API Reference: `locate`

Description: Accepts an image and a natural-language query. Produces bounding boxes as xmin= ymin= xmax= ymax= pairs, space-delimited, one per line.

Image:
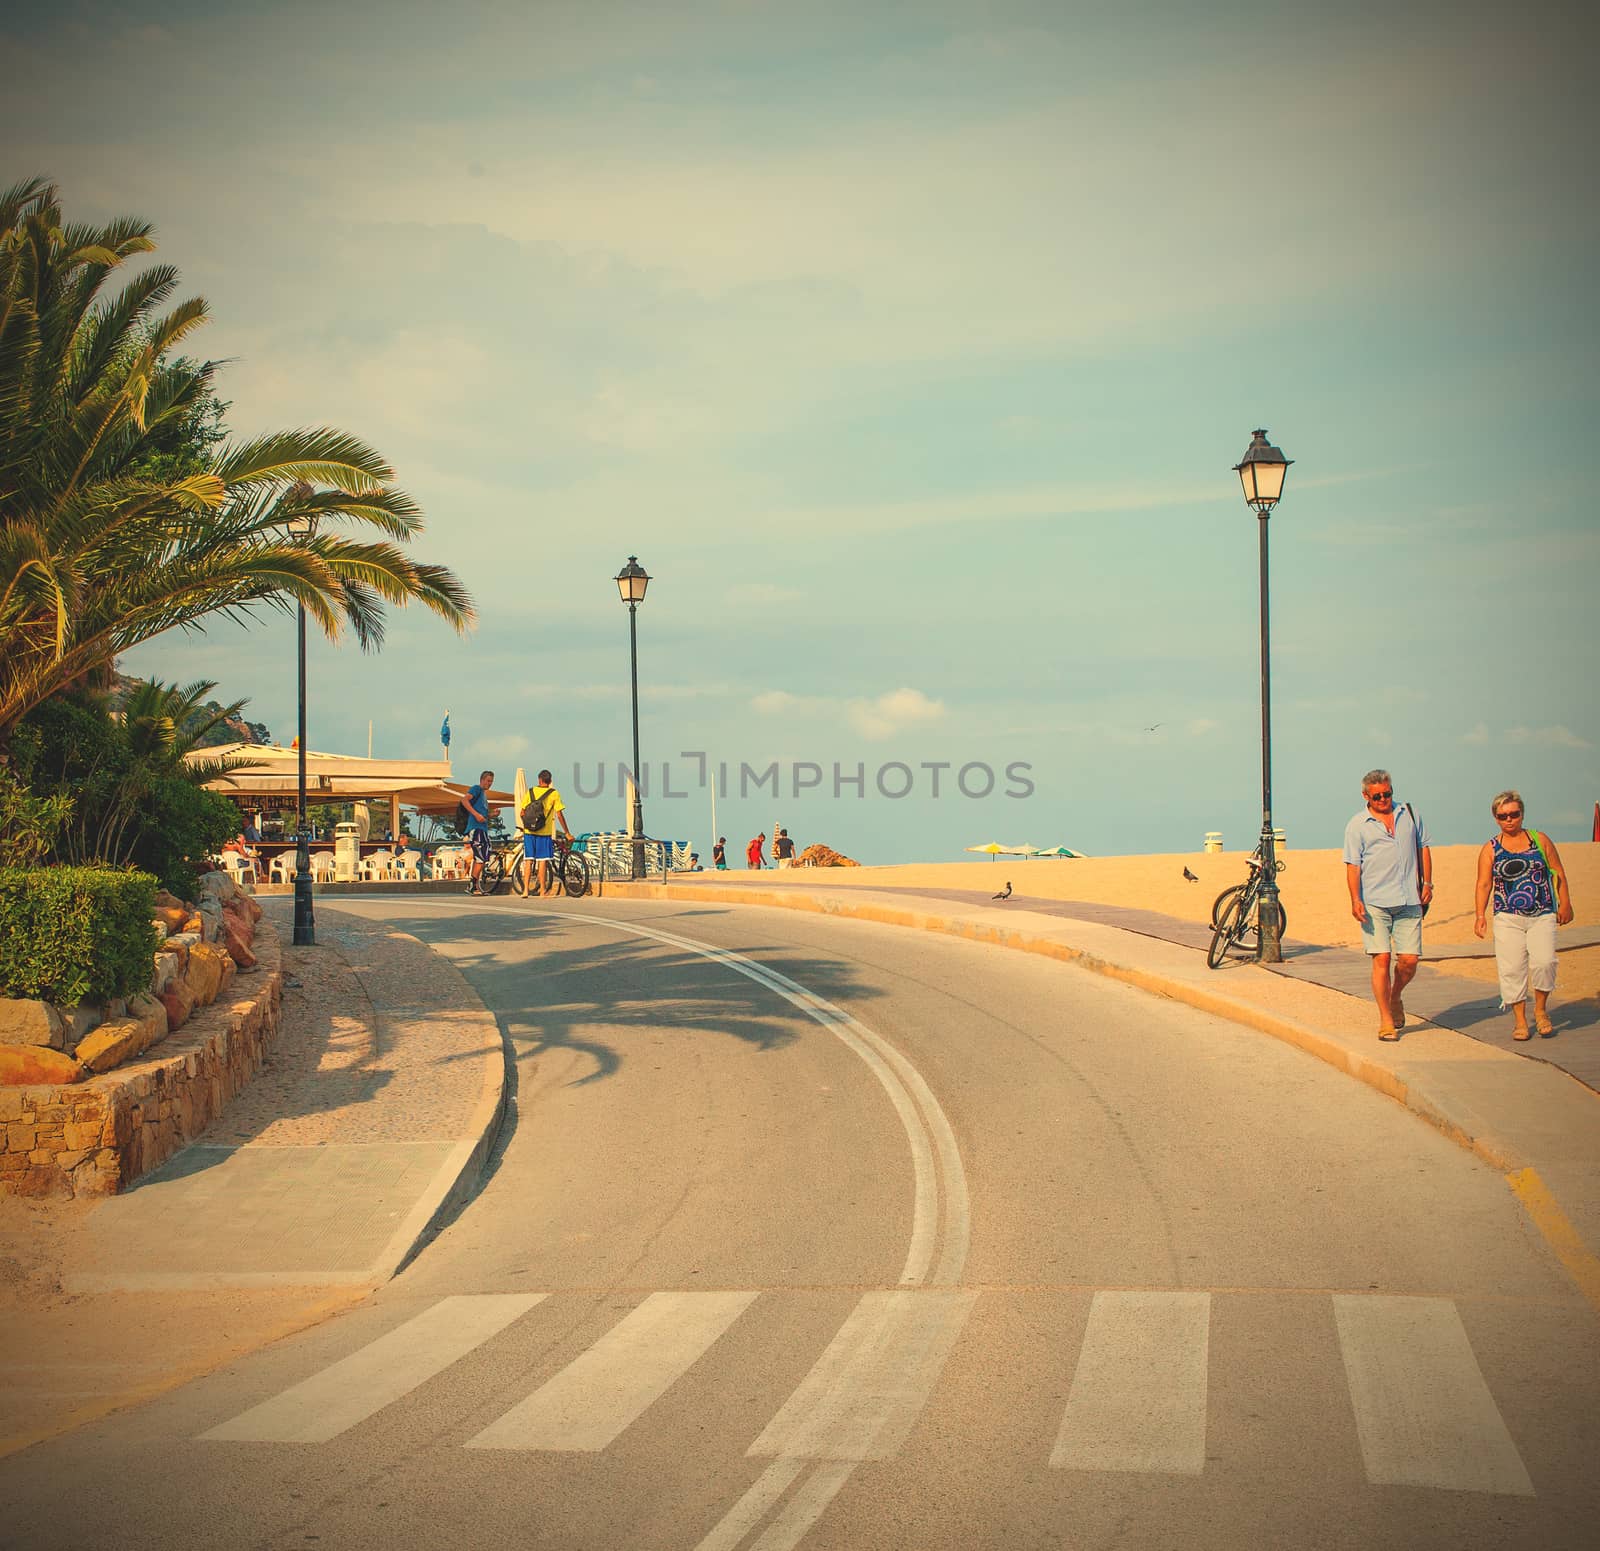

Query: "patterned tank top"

xmin=1491 ymin=833 xmax=1556 ymax=916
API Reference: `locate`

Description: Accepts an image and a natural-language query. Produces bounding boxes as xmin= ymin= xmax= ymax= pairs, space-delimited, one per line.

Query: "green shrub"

xmin=127 ymin=775 xmax=242 ymax=898
xmin=0 ymin=867 xmax=158 ymax=1005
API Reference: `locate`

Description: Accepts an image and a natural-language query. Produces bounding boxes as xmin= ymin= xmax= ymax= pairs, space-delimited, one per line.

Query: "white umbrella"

xmin=1036 ymin=845 xmax=1086 ymax=858
xmin=513 ymin=767 xmax=528 ymax=828
xmin=1004 ymin=844 xmax=1040 ymax=859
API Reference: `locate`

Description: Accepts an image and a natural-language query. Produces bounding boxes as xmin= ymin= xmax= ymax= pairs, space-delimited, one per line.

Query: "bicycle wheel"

xmin=1207 ymin=887 xmax=1250 ymax=969
xmin=560 ymin=851 xmax=591 ymax=899
xmin=510 ymin=847 xmax=529 ymax=896
xmin=481 ymin=850 xmax=507 ymax=895
xmin=1211 ymin=883 xmax=1245 ymax=930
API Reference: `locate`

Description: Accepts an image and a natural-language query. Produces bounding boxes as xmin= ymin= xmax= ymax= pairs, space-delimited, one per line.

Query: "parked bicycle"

xmin=480 ymin=832 xmax=592 ymax=898
xmin=1207 ymin=846 xmax=1287 ymax=969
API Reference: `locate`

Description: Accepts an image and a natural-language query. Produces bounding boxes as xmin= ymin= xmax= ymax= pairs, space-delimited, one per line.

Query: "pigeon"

xmin=1183 ymin=867 xmax=1198 ymax=882
xmin=993 ymin=881 xmax=1012 ymax=900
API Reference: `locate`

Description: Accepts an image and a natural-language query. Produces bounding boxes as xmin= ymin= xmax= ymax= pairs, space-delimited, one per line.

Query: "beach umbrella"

xmin=1004 ymin=844 xmax=1040 ymax=859
xmin=965 ymin=841 xmax=1006 ymax=861
xmin=513 ymin=767 xmax=528 ymax=827
xmin=1036 ymin=845 xmax=1087 ymax=858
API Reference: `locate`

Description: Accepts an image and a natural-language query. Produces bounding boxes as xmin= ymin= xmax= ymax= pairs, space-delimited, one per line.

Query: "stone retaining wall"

xmin=0 ymin=922 xmax=283 ymax=1199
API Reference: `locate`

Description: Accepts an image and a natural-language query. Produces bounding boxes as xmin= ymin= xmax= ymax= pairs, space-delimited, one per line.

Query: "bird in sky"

xmin=993 ymin=881 xmax=1012 ymax=900
xmin=1144 ymin=723 xmax=1164 ymax=732
xmin=1183 ymin=867 xmax=1199 ymax=882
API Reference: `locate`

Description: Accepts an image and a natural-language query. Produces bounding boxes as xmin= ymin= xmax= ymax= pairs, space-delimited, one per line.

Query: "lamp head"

xmin=616 ymin=555 xmax=650 ymax=605
xmin=1233 ymin=428 xmax=1293 ymax=514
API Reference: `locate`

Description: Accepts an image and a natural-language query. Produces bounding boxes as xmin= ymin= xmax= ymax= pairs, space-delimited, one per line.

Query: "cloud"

xmin=1506 ymin=725 xmax=1591 ymax=749
xmin=1186 ymin=718 xmax=1219 ymax=737
xmin=847 ymin=688 xmax=946 ymax=741
xmin=1462 ymin=722 xmax=1490 ymax=745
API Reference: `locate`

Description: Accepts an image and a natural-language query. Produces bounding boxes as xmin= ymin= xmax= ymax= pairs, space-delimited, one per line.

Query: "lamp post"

xmin=615 ymin=556 xmax=651 ymax=880
xmin=288 ymin=510 xmax=320 ymax=946
xmin=1233 ymin=429 xmax=1293 ymax=962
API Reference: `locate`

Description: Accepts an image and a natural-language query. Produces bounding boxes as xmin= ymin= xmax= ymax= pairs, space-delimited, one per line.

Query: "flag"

xmin=290 ymin=735 xmax=299 ymax=750
xmin=440 ymin=711 xmax=451 ymax=749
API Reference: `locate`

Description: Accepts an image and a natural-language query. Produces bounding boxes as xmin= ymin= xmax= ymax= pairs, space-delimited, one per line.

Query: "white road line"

xmin=692 ymin=1460 xmax=808 ymax=1551
xmin=466 ymin=1291 xmax=757 ymax=1453
xmin=1332 ymin=1295 xmax=1534 ymax=1496
xmin=199 ymin=1294 xmax=544 ymax=1444
xmin=748 ymin=1461 xmax=860 ymax=1551
xmin=749 ymin=1290 xmax=979 ymax=1462
xmin=562 ymin=910 xmax=970 ymax=1290
xmin=1050 ymin=1290 xmax=1210 ymax=1475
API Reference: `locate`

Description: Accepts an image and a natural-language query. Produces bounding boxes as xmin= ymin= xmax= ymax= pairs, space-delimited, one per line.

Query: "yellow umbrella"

xmin=965 ymin=841 xmax=1005 ymax=861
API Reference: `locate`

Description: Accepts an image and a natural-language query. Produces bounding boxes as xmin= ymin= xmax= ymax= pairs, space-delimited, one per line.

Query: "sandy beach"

xmin=679 ymin=843 xmax=1600 ymax=1004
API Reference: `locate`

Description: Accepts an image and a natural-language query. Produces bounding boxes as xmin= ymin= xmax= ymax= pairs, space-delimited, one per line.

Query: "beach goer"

xmin=1473 ymin=790 xmax=1574 ymax=1039
xmin=519 ymin=768 xmax=572 ymax=897
xmin=242 ymin=814 xmax=263 ymax=844
xmin=712 ymin=837 xmax=727 ymax=870
xmin=687 ymin=852 xmax=703 ymax=872
xmin=773 ymin=829 xmax=796 ymax=868
xmin=1342 ymin=768 xmax=1433 ymax=1040
xmin=221 ymin=832 xmax=260 ymax=883
xmin=746 ymin=832 xmax=766 ymax=869
xmin=464 ymin=770 xmax=493 ymax=895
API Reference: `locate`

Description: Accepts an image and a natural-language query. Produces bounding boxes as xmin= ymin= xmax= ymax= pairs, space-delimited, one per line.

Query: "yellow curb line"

xmin=1506 ymin=1167 xmax=1600 ymax=1314
xmin=611 ymin=881 xmax=1600 ymax=1312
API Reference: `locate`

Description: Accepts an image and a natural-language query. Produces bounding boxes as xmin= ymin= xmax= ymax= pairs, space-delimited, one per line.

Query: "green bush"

xmin=0 ymin=867 xmax=158 ymax=1005
xmin=127 ymin=775 xmax=242 ymax=899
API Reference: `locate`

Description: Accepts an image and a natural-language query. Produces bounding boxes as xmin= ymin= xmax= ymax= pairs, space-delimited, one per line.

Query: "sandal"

xmin=1513 ymin=1027 xmax=1532 ymax=1042
xmin=1390 ymin=994 xmax=1405 ymax=1028
xmin=1535 ymin=1014 xmax=1554 ymax=1036
xmin=1377 ymin=1026 xmax=1399 ymax=1042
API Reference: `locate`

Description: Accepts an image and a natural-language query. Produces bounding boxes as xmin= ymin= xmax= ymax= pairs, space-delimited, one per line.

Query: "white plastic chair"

xmin=309 ymin=851 xmax=336 ymax=882
xmin=269 ymin=855 xmax=293 ymax=884
xmin=432 ymin=846 xmax=464 ymax=880
xmin=393 ymin=849 xmax=422 ymax=881
xmin=221 ymin=852 xmax=258 ymax=886
xmin=359 ymin=852 xmax=394 ymax=883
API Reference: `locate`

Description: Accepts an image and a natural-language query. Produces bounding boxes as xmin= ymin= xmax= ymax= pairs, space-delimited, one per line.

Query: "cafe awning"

xmin=186 ymin=744 xmax=514 ymax=813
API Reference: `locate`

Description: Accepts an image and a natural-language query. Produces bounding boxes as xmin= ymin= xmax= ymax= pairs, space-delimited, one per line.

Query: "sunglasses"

xmin=1368 ymin=789 xmax=1394 ymax=800
xmin=1495 ymin=809 xmax=1523 ymax=821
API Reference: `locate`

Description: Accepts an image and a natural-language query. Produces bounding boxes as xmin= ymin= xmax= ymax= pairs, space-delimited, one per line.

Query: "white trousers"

xmin=1492 ymin=911 xmax=1557 ymax=1006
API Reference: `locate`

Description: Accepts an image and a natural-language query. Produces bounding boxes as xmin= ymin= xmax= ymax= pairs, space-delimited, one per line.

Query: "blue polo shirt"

xmin=466 ymin=784 xmax=490 ymax=834
xmin=1343 ymin=804 xmax=1432 ymax=907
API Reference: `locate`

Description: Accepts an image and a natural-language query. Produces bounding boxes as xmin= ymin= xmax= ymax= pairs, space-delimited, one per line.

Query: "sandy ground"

xmin=684 ymin=842 xmax=1600 ymax=1002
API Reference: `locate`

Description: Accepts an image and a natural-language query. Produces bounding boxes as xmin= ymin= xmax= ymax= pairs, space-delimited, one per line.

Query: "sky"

xmin=5 ymin=0 xmax=1597 ymax=861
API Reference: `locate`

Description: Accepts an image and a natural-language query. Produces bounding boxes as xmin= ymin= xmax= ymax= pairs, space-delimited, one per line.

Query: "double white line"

xmin=563 ymin=911 xmax=973 ymax=1551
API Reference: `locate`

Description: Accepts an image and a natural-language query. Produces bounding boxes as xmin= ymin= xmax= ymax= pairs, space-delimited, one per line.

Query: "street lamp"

xmin=287 ymin=508 xmax=320 ymax=946
xmin=615 ymin=556 xmax=651 ymax=880
xmin=1233 ymin=429 xmax=1293 ymax=962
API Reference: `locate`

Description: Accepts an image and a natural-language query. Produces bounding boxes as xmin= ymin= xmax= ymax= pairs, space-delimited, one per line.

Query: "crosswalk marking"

xmin=199 ymin=1294 xmax=544 ymax=1444
xmin=749 ymin=1290 xmax=978 ymax=1462
xmin=1050 ymin=1290 xmax=1210 ymax=1475
xmin=1332 ymin=1295 xmax=1534 ymax=1496
xmin=466 ymin=1290 xmax=757 ymax=1452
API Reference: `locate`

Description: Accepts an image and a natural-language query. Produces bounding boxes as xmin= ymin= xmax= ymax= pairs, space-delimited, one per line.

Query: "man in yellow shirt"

xmin=519 ymin=767 xmax=573 ymax=897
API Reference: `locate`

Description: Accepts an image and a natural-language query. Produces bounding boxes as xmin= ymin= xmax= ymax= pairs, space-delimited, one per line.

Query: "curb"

xmin=608 ymin=881 xmax=1600 ymax=1310
xmin=313 ymin=913 xmax=511 ymax=1285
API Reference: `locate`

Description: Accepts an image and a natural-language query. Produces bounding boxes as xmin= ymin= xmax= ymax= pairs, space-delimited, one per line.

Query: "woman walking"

xmin=1473 ymin=789 xmax=1574 ymax=1038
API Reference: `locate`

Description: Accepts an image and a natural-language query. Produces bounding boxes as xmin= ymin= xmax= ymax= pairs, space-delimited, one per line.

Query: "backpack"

xmin=520 ymin=789 xmax=549 ymax=833
xmin=453 ymin=801 xmax=470 ymax=836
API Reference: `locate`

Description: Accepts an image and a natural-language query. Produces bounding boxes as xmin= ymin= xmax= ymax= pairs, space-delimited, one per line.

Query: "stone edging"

xmin=0 ymin=923 xmax=284 ymax=1199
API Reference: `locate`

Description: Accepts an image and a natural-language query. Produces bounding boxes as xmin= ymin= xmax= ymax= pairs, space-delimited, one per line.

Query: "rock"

xmin=151 ymin=951 xmax=182 ymax=996
xmin=154 ymin=905 xmax=189 ymax=936
xmin=181 ymin=913 xmax=204 ymax=936
xmin=152 ymin=920 xmax=168 ymax=943
xmin=64 ymin=1002 xmax=103 ymax=1043
xmin=221 ymin=917 xmax=257 ymax=969
xmin=196 ymin=870 xmax=239 ymax=903
xmin=74 ymin=1019 xmax=145 ymax=1074
xmin=0 ymin=999 xmax=67 ymax=1050
xmin=241 ymin=895 xmax=263 ymax=924
xmin=167 ymin=933 xmax=200 ymax=955
xmin=0 ymin=1045 xmax=88 ymax=1086
xmin=126 ymin=993 xmax=169 ymax=1054
xmin=157 ymin=980 xmax=195 ymax=1033
xmin=184 ymin=943 xmax=227 ymax=1006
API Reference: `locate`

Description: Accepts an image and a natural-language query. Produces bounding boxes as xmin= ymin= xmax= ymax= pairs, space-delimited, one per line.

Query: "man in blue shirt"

xmin=464 ymin=770 xmax=494 ymax=896
xmin=1343 ymin=767 xmax=1434 ymax=1040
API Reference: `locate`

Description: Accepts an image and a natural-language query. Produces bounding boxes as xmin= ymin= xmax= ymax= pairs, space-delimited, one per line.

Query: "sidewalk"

xmin=0 ymin=904 xmax=504 ymax=1454
xmin=608 ymin=876 xmax=1600 ymax=1314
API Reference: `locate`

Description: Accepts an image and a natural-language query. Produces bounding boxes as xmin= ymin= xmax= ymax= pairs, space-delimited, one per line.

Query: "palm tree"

xmin=0 ymin=177 xmax=475 ymax=745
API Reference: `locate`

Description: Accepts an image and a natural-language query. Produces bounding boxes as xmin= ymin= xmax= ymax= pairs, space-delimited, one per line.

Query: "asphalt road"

xmin=2 ymin=895 xmax=1597 ymax=1551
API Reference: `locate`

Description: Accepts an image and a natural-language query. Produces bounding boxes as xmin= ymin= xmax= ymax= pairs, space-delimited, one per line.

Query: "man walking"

xmin=464 ymin=770 xmax=494 ymax=896
xmin=746 ymin=832 xmax=766 ymax=869
xmin=521 ymin=768 xmax=572 ymax=897
xmin=1343 ymin=768 xmax=1434 ymax=1039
